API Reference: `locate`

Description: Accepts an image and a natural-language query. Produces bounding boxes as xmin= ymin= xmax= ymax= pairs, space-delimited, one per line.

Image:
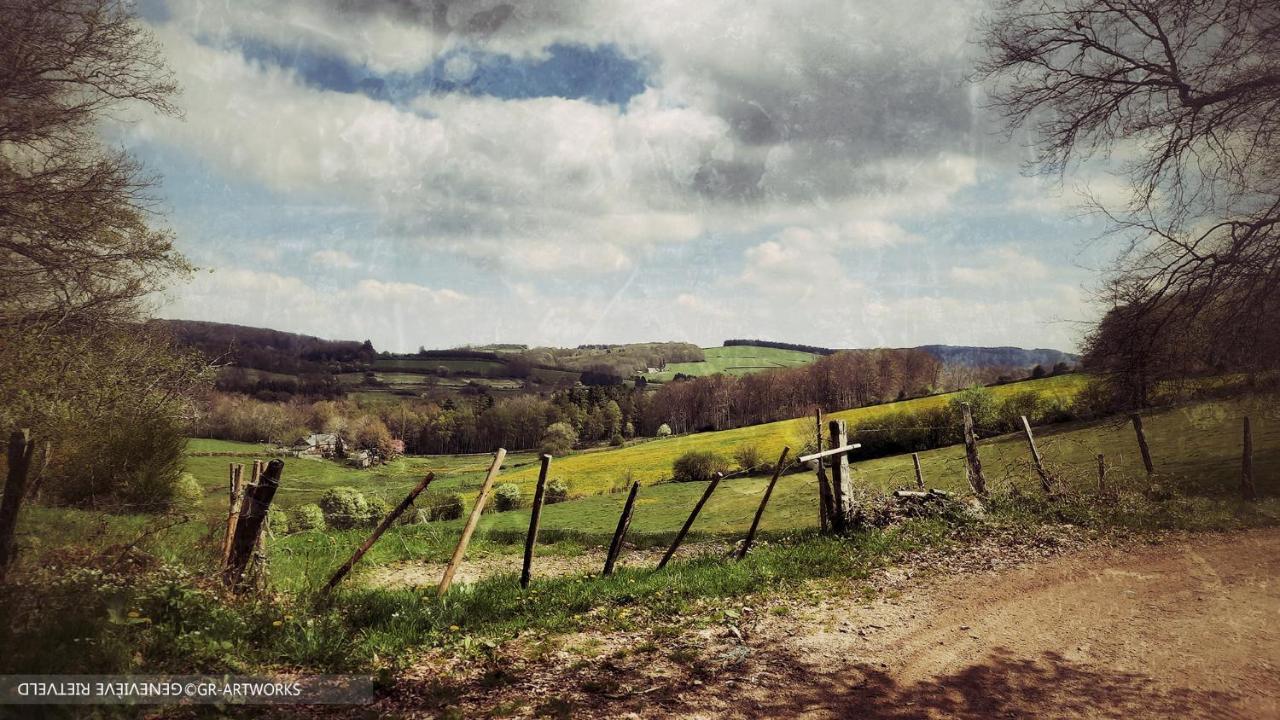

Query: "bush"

xmin=424 ymin=492 xmax=464 ymax=521
xmin=168 ymin=472 xmax=204 ymax=514
xmin=364 ymin=496 xmax=391 ymax=526
xmin=396 ymin=508 xmax=430 ymax=526
xmin=318 ymin=487 xmax=369 ymax=530
xmin=288 ymin=503 xmax=325 ymax=532
xmin=732 ymin=444 xmax=763 ymax=472
xmin=672 ymin=450 xmax=729 ymax=483
xmin=545 ymin=478 xmax=570 ymax=504
xmin=493 ymin=483 xmax=522 ymax=512
xmin=656 ymin=423 xmax=673 ymax=437
xmin=267 ymin=506 xmax=289 ymax=535
xmin=947 ymin=386 xmax=998 ymax=432
xmin=997 ymin=389 xmax=1046 ymax=431
xmin=539 ymin=421 xmax=578 ymax=456
xmin=54 ymin=414 xmax=188 ymax=512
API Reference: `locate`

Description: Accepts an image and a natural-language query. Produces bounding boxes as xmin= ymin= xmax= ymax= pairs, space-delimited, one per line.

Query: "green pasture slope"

xmin=644 ymin=345 xmax=819 ymax=383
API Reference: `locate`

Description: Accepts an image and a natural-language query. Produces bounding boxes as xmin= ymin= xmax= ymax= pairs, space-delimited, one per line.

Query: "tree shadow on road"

xmin=727 ymin=648 xmax=1243 ymax=720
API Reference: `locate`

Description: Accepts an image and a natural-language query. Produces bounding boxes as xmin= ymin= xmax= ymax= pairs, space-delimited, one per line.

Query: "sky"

xmin=126 ymin=0 xmax=1122 ymax=354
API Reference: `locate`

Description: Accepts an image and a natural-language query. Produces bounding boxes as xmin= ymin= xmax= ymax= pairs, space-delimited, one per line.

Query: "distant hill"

xmin=149 ymin=319 xmax=375 ymax=374
xmin=914 ymin=345 xmax=1079 ymax=369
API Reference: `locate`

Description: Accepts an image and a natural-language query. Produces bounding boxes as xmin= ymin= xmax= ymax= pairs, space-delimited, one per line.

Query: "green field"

xmin=494 ymin=374 xmax=1088 ymax=495
xmin=373 ymin=357 xmax=507 ymax=375
xmin=644 ymin=345 xmax=819 ymax=382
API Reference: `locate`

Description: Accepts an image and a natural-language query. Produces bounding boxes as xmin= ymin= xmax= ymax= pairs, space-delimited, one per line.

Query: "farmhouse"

xmin=292 ymin=433 xmax=341 ymax=458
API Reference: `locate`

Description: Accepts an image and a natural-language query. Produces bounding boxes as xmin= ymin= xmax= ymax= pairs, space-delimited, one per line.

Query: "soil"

xmin=382 ymin=527 xmax=1280 ymax=719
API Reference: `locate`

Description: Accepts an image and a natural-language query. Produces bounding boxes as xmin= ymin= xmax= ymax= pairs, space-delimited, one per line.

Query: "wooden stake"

xmin=438 ymin=449 xmax=506 ymax=597
xmin=603 ymin=481 xmax=641 ymax=576
xmin=1020 ymin=415 xmax=1054 ymax=494
xmin=320 ymin=473 xmax=436 ymax=596
xmin=223 ymin=459 xmax=284 ymax=592
xmin=1097 ymin=454 xmax=1106 ymax=495
xmin=0 ymin=429 xmax=35 ymax=583
xmin=961 ymin=404 xmax=988 ymax=497
xmin=737 ymin=447 xmax=791 ymax=560
xmin=828 ymin=420 xmax=853 ymax=532
xmin=657 ymin=472 xmax=724 ymax=570
xmin=1130 ymin=414 xmax=1154 ymax=476
xmin=521 ymin=455 xmax=551 ymax=588
xmin=221 ymin=463 xmax=244 ymax=567
xmin=912 ymin=453 xmax=924 ymax=490
xmin=814 ymin=409 xmax=830 ymax=532
xmin=1242 ymin=417 xmax=1256 ymax=501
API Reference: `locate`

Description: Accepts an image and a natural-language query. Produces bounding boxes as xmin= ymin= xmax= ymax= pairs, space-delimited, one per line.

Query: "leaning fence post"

xmin=1097 ymin=453 xmax=1106 ymax=495
xmin=1020 ymin=415 xmax=1054 ymax=494
xmin=0 ymin=429 xmax=35 ymax=584
xmin=438 ymin=449 xmax=506 ymax=597
xmin=1242 ymin=417 xmax=1256 ymax=501
xmin=658 ymin=472 xmax=724 ymax=570
xmin=521 ymin=455 xmax=552 ymax=588
xmin=814 ymin=410 xmax=829 ymax=532
xmin=320 ymin=473 xmax=436 ymax=596
xmin=912 ymin=453 xmax=924 ymax=490
xmin=221 ymin=463 xmax=244 ymax=567
xmin=961 ymin=404 xmax=988 ymax=497
xmin=828 ymin=420 xmax=853 ymax=532
xmin=603 ymin=481 xmax=641 ymax=576
xmin=737 ymin=447 xmax=791 ymax=560
xmin=223 ymin=459 xmax=284 ymax=592
xmin=1130 ymin=414 xmax=1154 ymax=476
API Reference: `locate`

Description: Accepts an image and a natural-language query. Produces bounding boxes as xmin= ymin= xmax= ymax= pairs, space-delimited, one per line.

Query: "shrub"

xmin=288 ymin=503 xmax=325 ymax=532
xmin=540 ymin=422 xmax=578 ymax=456
xmin=318 ymin=487 xmax=369 ymax=530
xmin=54 ymin=414 xmax=188 ymax=512
xmin=947 ymin=386 xmax=998 ymax=432
xmin=997 ymin=390 xmax=1046 ymax=431
xmin=364 ymin=496 xmax=391 ymax=526
xmin=672 ymin=450 xmax=729 ymax=483
xmin=656 ymin=423 xmax=673 ymax=437
xmin=168 ymin=473 xmax=204 ymax=515
xmin=493 ymin=483 xmax=522 ymax=512
xmin=732 ymin=444 xmax=763 ymax=472
xmin=545 ymin=478 xmax=570 ymax=504
xmin=425 ymin=492 xmax=464 ymax=521
xmin=267 ymin=506 xmax=289 ymax=535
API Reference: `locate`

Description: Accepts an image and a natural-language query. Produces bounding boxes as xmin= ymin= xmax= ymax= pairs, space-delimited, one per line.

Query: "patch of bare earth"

xmin=382 ymin=528 xmax=1280 ymax=719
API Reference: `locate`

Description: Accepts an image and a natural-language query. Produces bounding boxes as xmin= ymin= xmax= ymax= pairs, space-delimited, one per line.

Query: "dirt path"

xmin=391 ymin=528 xmax=1280 ymax=718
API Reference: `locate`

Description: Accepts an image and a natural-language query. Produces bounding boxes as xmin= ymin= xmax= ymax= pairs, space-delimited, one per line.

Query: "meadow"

xmin=167 ymin=376 xmax=1277 ymax=595
xmin=644 ymin=345 xmax=819 ymax=383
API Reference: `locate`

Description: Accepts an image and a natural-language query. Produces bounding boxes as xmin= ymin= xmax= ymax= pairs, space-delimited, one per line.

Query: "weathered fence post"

xmin=1242 ymin=417 xmax=1256 ymax=501
xmin=658 ymin=472 xmax=724 ymax=570
xmin=603 ymin=481 xmax=641 ymax=576
xmin=221 ymin=463 xmax=244 ymax=566
xmin=1130 ymin=414 xmax=1154 ymax=476
xmin=814 ymin=410 xmax=829 ymax=531
xmin=320 ymin=473 xmax=436 ymax=596
xmin=0 ymin=429 xmax=35 ymax=583
xmin=521 ymin=455 xmax=552 ymax=588
xmin=961 ymin=404 xmax=988 ymax=497
xmin=912 ymin=453 xmax=924 ymax=490
xmin=1020 ymin=415 xmax=1054 ymax=494
xmin=828 ymin=420 xmax=854 ymax=532
xmin=438 ymin=448 xmax=506 ymax=597
xmin=223 ymin=459 xmax=284 ymax=591
xmin=1097 ymin=454 xmax=1106 ymax=495
xmin=737 ymin=447 xmax=790 ymax=560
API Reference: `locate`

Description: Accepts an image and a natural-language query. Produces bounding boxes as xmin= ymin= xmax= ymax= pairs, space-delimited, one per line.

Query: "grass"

xmin=644 ymin=345 xmax=819 ymax=383
xmin=373 ymin=357 xmax=507 ymax=374
xmin=5 ymin=389 xmax=1278 ymax=679
xmin=499 ymin=374 xmax=1089 ymax=496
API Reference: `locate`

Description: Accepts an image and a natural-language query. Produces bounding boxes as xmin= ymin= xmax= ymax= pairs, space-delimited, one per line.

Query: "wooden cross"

xmin=797 ymin=443 xmax=861 ymax=464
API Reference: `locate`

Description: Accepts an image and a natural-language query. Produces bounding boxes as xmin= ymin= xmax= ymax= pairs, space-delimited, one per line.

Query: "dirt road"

xmin=395 ymin=529 xmax=1279 ymax=718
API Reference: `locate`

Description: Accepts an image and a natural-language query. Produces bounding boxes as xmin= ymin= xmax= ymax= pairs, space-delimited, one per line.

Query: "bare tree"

xmin=1 ymin=0 xmax=187 ymax=330
xmin=976 ymin=0 xmax=1280 ymax=398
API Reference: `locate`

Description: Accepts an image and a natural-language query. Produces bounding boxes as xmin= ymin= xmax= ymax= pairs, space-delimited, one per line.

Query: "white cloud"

xmin=310 ymin=249 xmax=359 ymax=269
xmin=949 ymin=246 xmax=1050 ymax=286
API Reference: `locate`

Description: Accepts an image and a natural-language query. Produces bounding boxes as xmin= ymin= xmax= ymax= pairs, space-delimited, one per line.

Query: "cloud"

xmin=949 ymin=246 xmax=1050 ymax=286
xmin=310 ymin=249 xmax=360 ymax=269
